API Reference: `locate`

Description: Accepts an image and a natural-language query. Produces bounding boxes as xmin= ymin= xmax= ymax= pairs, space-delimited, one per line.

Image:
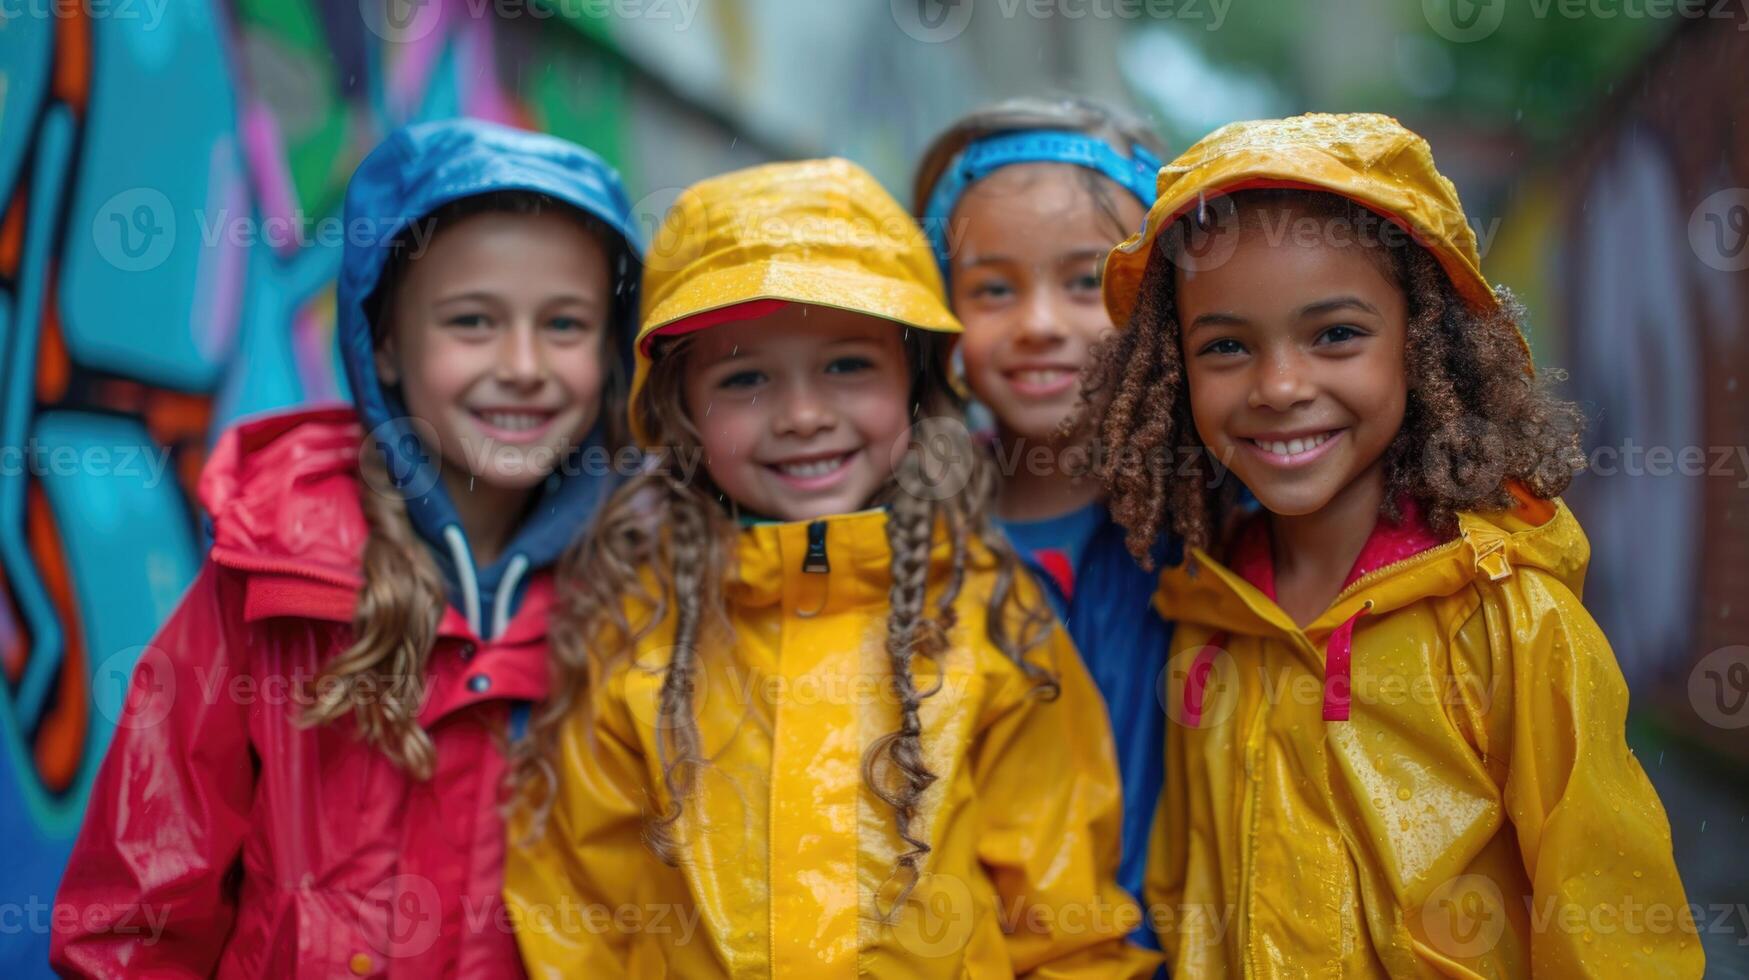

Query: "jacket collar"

xmin=725 ymin=508 xmax=975 ymax=614
xmin=1156 ymin=489 xmax=1582 ymax=644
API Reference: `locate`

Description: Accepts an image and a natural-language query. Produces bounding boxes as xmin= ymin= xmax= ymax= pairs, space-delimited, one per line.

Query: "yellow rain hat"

xmin=630 ymin=157 xmax=961 ymax=442
xmin=1103 ymin=113 xmax=1513 ymax=342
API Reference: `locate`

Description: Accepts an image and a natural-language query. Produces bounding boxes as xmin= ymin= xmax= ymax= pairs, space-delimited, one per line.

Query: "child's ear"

xmin=373 ymin=339 xmax=401 ymax=387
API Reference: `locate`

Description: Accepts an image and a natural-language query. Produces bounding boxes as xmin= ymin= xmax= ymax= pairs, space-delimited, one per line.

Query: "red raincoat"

xmin=51 ymin=407 xmax=549 ymax=978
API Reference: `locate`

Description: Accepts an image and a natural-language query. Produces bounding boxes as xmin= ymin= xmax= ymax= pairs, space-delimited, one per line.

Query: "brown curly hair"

xmin=1082 ymin=189 xmax=1587 ymax=564
xmin=514 ymin=327 xmax=1055 ymax=914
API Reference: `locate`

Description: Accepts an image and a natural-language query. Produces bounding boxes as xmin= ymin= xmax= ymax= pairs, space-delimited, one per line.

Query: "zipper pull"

xmin=803 ymin=520 xmax=830 ymax=574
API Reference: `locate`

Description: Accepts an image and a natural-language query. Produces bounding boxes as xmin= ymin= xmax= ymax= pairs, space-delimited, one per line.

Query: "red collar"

xmin=1228 ymin=497 xmax=1450 ymax=603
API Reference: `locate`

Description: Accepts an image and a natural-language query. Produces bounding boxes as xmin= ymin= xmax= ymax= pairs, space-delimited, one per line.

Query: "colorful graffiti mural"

xmin=0 ymin=1 xmax=652 ymax=970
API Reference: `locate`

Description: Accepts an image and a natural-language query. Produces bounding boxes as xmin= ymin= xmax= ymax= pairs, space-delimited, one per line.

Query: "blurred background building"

xmin=1 ymin=0 xmax=1744 ymax=973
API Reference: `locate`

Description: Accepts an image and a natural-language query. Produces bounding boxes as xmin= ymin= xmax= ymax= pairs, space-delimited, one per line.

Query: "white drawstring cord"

xmin=442 ymin=525 xmax=482 ymax=637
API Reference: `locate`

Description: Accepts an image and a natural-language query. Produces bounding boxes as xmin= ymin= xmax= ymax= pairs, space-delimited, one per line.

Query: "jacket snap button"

xmin=348 ymin=952 xmax=373 ymax=975
xmin=459 ymin=641 xmax=477 ymax=660
xmin=467 ymin=674 xmax=491 ymax=693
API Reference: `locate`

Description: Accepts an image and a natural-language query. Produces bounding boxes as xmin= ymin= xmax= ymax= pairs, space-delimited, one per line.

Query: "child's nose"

xmin=1250 ymin=350 xmax=1316 ymax=411
xmin=1016 ymin=290 xmax=1068 ymax=345
xmin=775 ymin=382 xmax=836 ymax=437
xmin=496 ymin=322 xmax=545 ymax=386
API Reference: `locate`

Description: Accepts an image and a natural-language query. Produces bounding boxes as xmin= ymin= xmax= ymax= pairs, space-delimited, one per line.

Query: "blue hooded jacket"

xmin=1004 ymin=507 xmax=1178 ymax=952
xmin=337 ymin=119 xmax=643 ymax=643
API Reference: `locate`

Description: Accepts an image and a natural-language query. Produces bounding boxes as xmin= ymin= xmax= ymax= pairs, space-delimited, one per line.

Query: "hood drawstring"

xmin=441 ymin=523 xmax=530 ymax=643
xmin=1183 ymin=632 xmax=1230 ymax=729
xmin=492 ymin=554 xmax=529 ymax=641
xmin=442 ymin=525 xmax=482 ymax=637
xmin=1322 ymin=601 xmax=1373 ymax=722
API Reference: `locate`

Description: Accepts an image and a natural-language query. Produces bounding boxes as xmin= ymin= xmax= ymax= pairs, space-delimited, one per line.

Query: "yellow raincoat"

xmin=506 ymin=158 xmax=1158 ymax=978
xmin=1147 ymin=495 xmax=1701 ymax=978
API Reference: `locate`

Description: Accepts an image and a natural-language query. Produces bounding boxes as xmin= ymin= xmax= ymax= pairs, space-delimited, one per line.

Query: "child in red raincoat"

xmin=50 ymin=119 xmax=644 ymax=978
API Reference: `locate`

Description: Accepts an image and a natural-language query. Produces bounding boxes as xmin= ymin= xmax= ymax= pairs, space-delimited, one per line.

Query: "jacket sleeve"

xmin=973 ymin=626 xmax=1164 ymax=979
xmin=51 ymin=562 xmax=256 ymax=978
xmin=1496 ymin=567 xmax=1704 ymax=978
xmin=504 ymin=665 xmax=669 ymax=977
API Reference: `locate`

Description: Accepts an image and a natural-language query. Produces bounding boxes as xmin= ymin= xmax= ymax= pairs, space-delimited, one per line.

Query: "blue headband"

xmin=922 ymin=128 xmax=1162 ymax=277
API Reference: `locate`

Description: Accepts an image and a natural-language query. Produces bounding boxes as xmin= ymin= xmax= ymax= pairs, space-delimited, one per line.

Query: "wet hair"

xmin=302 ymin=190 xmax=632 ymax=778
xmin=1081 ymin=188 xmax=1587 ymax=563
xmin=516 ymin=326 xmax=1055 ymax=913
xmin=911 ymin=95 xmax=1166 ymax=252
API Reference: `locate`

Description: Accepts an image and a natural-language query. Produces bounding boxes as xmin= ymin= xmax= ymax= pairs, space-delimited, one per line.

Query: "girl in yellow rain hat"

xmin=505 ymin=157 xmax=1161 ymax=977
xmin=1084 ymin=113 xmax=1701 ymax=977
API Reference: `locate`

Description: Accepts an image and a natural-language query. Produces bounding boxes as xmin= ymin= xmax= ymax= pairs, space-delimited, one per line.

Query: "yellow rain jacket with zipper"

xmin=1147 ymin=495 xmax=1700 ymax=978
xmin=505 ymin=158 xmax=1158 ymax=978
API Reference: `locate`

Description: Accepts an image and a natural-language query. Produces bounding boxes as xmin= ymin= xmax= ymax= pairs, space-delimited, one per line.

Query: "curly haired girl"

xmin=1084 ymin=113 xmax=1700 ymax=977
xmin=506 ymin=158 xmax=1158 ymax=977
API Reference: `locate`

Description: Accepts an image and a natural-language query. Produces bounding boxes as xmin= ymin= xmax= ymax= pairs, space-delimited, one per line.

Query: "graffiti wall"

xmin=1554 ymin=11 xmax=1749 ymax=763
xmin=0 ymin=2 xmax=666 ymax=970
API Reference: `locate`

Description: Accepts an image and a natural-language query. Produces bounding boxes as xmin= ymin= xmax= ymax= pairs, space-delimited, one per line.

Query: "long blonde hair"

xmin=517 ymin=329 xmax=1054 ymax=908
xmin=302 ymin=191 xmax=629 ymax=778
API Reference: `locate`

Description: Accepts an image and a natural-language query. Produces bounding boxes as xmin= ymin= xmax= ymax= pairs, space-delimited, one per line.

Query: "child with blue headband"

xmin=912 ymin=97 xmax=1174 ymax=934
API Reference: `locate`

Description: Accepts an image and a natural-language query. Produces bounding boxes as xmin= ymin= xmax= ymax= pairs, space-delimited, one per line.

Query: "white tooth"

xmin=1270 ymin=441 xmax=1289 ymax=455
xmin=1287 ymin=439 xmax=1306 ymax=455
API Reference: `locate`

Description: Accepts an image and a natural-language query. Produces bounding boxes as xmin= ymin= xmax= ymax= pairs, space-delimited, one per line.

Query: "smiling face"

xmin=376 ymin=208 xmax=613 ymax=494
xmin=1175 ymin=204 xmax=1409 ymax=520
xmin=679 ymin=305 xmax=913 ymax=522
xmin=949 ymin=163 xmax=1145 ymax=443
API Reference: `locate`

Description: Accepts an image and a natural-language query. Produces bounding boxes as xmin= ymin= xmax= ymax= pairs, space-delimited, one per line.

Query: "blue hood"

xmin=337 ymin=118 xmax=644 ymax=638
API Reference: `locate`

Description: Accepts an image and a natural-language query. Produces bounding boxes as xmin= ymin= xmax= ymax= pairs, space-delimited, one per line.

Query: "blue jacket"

xmin=337 ymin=118 xmax=643 ymax=642
xmin=1011 ymin=508 xmax=1177 ymax=920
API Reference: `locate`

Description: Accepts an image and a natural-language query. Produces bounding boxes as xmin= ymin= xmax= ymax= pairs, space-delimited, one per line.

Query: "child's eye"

xmin=1198 ymin=338 xmax=1247 ymax=357
xmin=1067 ymin=272 xmax=1101 ymax=294
xmin=825 ymin=356 xmax=874 ymax=375
xmin=547 ymin=316 xmax=592 ymax=333
xmin=445 ymin=313 xmax=492 ymax=330
xmin=1317 ymin=324 xmax=1366 ymax=345
xmin=717 ymin=369 xmax=765 ymax=390
xmin=969 ymin=280 xmax=1014 ymax=301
